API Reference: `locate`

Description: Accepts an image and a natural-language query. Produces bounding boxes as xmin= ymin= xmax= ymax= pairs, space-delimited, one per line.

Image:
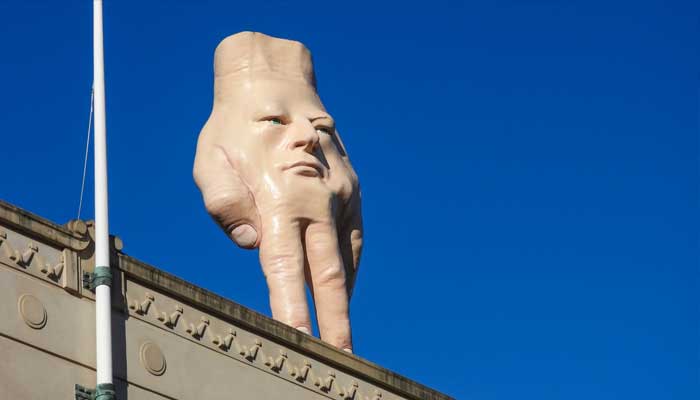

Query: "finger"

xmin=259 ymin=216 xmax=312 ymax=334
xmin=193 ymin=143 xmax=261 ymax=248
xmin=305 ymin=221 xmax=352 ymax=352
xmin=339 ymin=204 xmax=363 ymax=298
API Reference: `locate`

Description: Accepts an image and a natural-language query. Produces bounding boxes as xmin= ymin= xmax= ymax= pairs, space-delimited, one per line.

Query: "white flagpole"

xmin=92 ymin=0 xmax=115 ymax=398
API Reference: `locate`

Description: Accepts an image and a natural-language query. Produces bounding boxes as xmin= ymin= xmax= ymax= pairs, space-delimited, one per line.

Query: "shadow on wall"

xmin=112 ymin=270 xmax=129 ymax=400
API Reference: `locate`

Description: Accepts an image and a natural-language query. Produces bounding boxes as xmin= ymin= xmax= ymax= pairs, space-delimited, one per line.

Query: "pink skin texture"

xmin=193 ymin=32 xmax=362 ymax=352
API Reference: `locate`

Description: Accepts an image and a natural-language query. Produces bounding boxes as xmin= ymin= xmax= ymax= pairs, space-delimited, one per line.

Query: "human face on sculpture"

xmin=194 ymin=32 xmax=362 ymax=353
xmin=218 ymin=79 xmax=344 ymax=209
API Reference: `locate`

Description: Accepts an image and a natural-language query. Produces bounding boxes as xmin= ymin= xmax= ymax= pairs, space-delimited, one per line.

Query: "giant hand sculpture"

xmin=193 ymin=32 xmax=362 ymax=352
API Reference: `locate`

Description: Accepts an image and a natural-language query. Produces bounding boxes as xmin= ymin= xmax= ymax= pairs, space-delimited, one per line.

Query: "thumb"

xmin=193 ymin=144 xmax=261 ymax=248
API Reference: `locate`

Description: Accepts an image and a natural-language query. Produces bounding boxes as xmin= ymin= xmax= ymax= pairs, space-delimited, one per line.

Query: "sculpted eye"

xmin=268 ymin=117 xmax=283 ymax=125
xmin=310 ymin=115 xmax=335 ymax=135
xmin=315 ymin=126 xmax=333 ymax=135
xmin=260 ymin=116 xmax=286 ymax=126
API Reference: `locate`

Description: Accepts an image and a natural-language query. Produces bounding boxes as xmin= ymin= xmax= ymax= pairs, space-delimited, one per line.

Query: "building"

xmin=0 ymin=200 xmax=452 ymax=399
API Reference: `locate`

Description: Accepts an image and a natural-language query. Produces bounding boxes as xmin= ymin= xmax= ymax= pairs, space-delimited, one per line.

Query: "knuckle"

xmin=314 ymin=263 xmax=346 ymax=288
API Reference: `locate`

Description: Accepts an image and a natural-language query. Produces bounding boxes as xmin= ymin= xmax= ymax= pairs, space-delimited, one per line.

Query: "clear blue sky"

xmin=0 ymin=1 xmax=697 ymax=398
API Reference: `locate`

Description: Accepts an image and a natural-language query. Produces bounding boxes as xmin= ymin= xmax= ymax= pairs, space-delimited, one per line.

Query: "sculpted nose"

xmin=289 ymin=121 xmax=320 ymax=153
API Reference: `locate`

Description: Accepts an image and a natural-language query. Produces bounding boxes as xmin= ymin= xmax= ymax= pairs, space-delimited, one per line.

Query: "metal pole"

xmin=93 ymin=0 xmax=115 ymax=398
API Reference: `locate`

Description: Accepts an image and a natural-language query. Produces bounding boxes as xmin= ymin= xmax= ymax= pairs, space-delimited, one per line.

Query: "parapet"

xmin=0 ymin=200 xmax=452 ymax=400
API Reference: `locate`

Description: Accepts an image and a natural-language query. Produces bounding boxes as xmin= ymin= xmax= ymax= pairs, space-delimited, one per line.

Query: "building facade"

xmin=0 ymin=200 xmax=451 ymax=400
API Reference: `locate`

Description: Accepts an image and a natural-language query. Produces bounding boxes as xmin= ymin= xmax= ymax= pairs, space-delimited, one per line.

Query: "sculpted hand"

xmin=193 ymin=32 xmax=362 ymax=352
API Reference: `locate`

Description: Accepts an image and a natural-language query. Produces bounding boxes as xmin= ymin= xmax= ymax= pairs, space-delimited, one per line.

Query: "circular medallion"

xmin=139 ymin=341 xmax=166 ymax=376
xmin=18 ymin=294 xmax=47 ymax=329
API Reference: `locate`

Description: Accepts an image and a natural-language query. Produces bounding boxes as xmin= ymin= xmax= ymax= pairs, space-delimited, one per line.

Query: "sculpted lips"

xmin=284 ymin=160 xmax=324 ymax=177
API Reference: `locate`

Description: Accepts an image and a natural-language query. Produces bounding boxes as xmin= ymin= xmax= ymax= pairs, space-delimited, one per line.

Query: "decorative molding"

xmin=129 ymin=292 xmax=154 ymax=315
xmin=289 ymin=359 xmax=312 ymax=383
xmin=2 ymin=221 xmax=408 ymax=400
xmin=338 ymin=381 xmax=360 ymax=400
xmin=315 ymin=370 xmax=336 ymax=393
xmin=0 ymin=227 xmax=76 ymax=292
xmin=186 ymin=316 xmax=210 ymax=339
xmin=264 ymin=349 xmax=287 ymax=373
xmin=212 ymin=328 xmax=235 ymax=351
xmin=157 ymin=304 xmax=183 ymax=329
xmin=0 ymin=231 xmax=14 ymax=260
xmin=139 ymin=341 xmax=167 ymax=376
xmin=40 ymin=257 xmax=64 ymax=280
xmin=369 ymin=390 xmax=384 ymax=400
xmin=14 ymin=241 xmax=37 ymax=267
xmin=236 ymin=337 xmax=262 ymax=361
xmin=18 ymin=293 xmax=47 ymax=330
xmin=122 ymin=281 xmax=405 ymax=400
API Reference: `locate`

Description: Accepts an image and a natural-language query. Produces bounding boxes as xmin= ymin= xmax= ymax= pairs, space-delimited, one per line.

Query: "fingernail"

xmin=342 ymin=348 xmax=353 ymax=354
xmin=231 ymin=224 xmax=257 ymax=248
xmin=296 ymin=326 xmax=311 ymax=335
